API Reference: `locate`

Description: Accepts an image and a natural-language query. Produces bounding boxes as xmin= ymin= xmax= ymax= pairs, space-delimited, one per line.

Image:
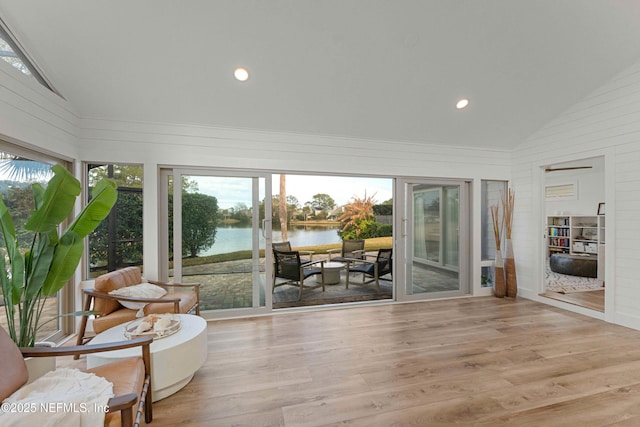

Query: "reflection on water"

xmin=198 ymin=224 xmax=341 ymax=256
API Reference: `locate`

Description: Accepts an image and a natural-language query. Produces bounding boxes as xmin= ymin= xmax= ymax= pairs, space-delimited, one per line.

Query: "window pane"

xmin=0 ymin=152 xmax=61 ymax=341
xmin=0 ymin=36 xmax=30 ymax=75
xmin=87 ymin=164 xmax=143 ymax=278
xmin=481 ymin=180 xmax=508 ymax=261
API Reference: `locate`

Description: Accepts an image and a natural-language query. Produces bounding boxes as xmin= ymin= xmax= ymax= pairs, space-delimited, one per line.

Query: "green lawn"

xmin=181 ymin=236 xmax=393 ymax=267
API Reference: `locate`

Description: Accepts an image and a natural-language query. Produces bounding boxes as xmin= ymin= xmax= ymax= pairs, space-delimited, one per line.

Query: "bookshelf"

xmin=547 ymin=215 xmax=605 ymax=256
xmin=547 ymin=216 xmax=570 ymax=253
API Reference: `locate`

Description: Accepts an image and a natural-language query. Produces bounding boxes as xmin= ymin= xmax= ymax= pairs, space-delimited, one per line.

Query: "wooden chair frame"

xmin=344 ymin=248 xmax=393 ymax=292
xmin=18 ymin=337 xmax=153 ymax=427
xmin=273 ymin=249 xmax=326 ymax=300
xmin=327 ymin=239 xmax=366 ymax=262
xmin=76 ymin=279 xmax=200 ymax=352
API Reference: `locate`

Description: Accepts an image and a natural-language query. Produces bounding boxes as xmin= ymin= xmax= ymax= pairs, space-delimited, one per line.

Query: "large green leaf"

xmin=24 ymin=164 xmax=80 ymax=234
xmin=25 ymin=235 xmax=55 ymax=300
xmin=32 ymin=182 xmax=45 ymax=210
xmin=0 ymin=197 xmax=24 ymax=300
xmin=66 ymin=178 xmax=117 ymax=238
xmin=0 ymin=254 xmax=15 ymax=332
xmin=31 ymin=183 xmax=59 ymax=246
xmin=41 ymin=231 xmax=84 ymax=296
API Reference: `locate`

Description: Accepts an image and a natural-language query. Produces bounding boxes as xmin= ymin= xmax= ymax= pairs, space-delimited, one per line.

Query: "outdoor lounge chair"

xmin=272 ymin=241 xmax=313 ymax=264
xmin=272 ymin=249 xmax=325 ymax=300
xmin=327 ymin=239 xmax=365 ymax=263
xmin=346 ymin=248 xmax=393 ymax=292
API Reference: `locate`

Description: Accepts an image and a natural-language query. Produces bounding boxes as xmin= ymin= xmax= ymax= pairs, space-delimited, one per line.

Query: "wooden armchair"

xmin=327 ymin=239 xmax=366 ymax=262
xmin=273 ymin=249 xmax=325 ymax=300
xmin=0 ymin=326 xmax=152 ymax=427
xmin=76 ymin=267 xmax=200 ymax=352
xmin=345 ymin=248 xmax=393 ymax=292
xmin=272 ymin=241 xmax=314 ymax=264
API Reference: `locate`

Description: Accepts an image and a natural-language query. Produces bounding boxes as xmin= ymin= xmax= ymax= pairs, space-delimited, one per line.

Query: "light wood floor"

xmin=146 ymin=297 xmax=640 ymax=426
xmin=541 ymin=290 xmax=605 ymax=312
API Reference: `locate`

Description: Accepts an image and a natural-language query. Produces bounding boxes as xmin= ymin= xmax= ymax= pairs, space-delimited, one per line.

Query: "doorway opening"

xmin=541 ymin=157 xmax=605 ymax=312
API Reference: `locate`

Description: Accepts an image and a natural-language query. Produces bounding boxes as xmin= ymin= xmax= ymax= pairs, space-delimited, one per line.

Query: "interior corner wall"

xmin=0 ymin=62 xmax=80 ymax=159
xmin=512 ymin=58 xmax=640 ymax=329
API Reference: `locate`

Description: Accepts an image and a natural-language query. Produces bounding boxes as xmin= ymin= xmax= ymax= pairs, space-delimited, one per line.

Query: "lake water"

xmin=198 ymin=225 xmax=342 ymax=256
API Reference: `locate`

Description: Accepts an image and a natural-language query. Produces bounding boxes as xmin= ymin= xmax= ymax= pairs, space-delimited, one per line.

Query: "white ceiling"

xmin=2 ymin=1 xmax=640 ymax=150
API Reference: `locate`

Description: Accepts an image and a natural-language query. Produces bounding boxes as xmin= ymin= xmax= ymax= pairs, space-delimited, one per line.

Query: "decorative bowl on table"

xmin=124 ymin=313 xmax=181 ymax=339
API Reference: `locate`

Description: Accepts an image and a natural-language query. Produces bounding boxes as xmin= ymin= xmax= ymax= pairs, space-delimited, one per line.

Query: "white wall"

xmin=0 ymin=61 xmax=79 ymax=159
xmin=544 ymin=157 xmax=604 ymax=217
xmin=513 ymin=58 xmax=640 ymax=328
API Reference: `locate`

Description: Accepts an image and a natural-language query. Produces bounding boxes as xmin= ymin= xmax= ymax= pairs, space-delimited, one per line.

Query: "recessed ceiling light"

xmin=456 ymin=98 xmax=469 ymax=109
xmin=234 ymin=67 xmax=249 ymax=82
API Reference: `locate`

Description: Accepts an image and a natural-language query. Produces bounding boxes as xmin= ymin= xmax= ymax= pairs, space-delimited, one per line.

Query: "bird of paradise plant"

xmin=0 ymin=164 xmax=117 ymax=346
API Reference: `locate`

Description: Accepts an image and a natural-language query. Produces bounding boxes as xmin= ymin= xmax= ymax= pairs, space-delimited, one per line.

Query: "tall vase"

xmin=505 ymin=238 xmax=517 ymax=298
xmin=494 ymin=251 xmax=506 ymax=298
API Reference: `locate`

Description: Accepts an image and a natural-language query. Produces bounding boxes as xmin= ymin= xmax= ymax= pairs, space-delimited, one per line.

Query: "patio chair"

xmin=327 ymin=239 xmax=365 ymax=263
xmin=1 ymin=326 xmax=153 ymax=427
xmin=346 ymin=248 xmax=393 ymax=292
xmin=272 ymin=249 xmax=325 ymax=300
xmin=272 ymin=241 xmax=314 ymax=264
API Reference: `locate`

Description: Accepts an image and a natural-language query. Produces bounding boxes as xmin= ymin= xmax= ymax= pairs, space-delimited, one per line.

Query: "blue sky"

xmin=192 ymin=174 xmax=393 ymax=209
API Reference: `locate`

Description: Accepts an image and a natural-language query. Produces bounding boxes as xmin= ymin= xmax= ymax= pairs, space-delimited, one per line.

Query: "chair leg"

xmin=120 ymin=406 xmax=134 ymax=427
xmin=194 ymin=286 xmax=201 ymax=315
xmin=144 ymin=377 xmax=153 ymax=423
xmin=74 ymin=294 xmax=93 ymax=359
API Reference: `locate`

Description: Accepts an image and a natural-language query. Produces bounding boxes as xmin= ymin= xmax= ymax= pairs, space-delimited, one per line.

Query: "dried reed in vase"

xmin=503 ymin=188 xmax=517 ymax=298
xmin=491 ymin=204 xmax=506 ymax=298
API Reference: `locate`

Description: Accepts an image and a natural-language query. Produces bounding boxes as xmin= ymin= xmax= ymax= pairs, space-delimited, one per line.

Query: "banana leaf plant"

xmin=0 ymin=164 xmax=117 ymax=346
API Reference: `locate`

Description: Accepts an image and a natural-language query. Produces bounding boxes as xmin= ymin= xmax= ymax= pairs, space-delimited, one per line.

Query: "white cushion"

xmin=109 ymin=282 xmax=167 ymax=312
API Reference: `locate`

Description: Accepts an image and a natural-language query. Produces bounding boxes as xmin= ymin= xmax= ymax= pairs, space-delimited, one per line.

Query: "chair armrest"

xmin=106 ymin=393 xmax=139 ymax=412
xmin=306 ymin=260 xmax=325 ymax=267
xmin=343 ymin=257 xmax=375 ymax=271
xmin=341 ymin=257 xmax=374 ymax=264
xmin=326 ymin=248 xmax=340 ymax=254
xmin=20 ymin=336 xmax=153 ymax=358
xmin=82 ymin=288 xmax=181 ymax=305
xmin=147 ymin=280 xmax=201 ymax=290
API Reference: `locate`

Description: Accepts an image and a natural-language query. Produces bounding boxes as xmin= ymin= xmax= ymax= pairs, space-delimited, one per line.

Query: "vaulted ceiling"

xmin=2 ymin=1 xmax=640 ymax=149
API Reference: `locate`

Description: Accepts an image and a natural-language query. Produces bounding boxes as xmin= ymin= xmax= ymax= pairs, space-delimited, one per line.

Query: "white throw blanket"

xmin=0 ymin=368 xmax=113 ymax=426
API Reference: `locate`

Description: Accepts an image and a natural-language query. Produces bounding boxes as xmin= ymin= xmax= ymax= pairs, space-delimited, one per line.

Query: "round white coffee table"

xmin=86 ymin=314 xmax=207 ymax=401
xmin=317 ymin=261 xmax=345 ymax=285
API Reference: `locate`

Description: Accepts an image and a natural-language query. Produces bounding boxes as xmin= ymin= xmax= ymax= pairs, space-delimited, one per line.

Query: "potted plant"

xmin=0 ymin=164 xmax=117 ymax=347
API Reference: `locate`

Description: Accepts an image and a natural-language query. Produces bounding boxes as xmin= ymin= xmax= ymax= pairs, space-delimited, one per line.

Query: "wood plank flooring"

xmin=148 ymin=297 xmax=640 ymax=426
xmin=541 ymin=290 xmax=605 ymax=312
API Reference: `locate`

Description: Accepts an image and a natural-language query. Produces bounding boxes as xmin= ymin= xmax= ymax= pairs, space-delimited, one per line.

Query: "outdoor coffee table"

xmin=317 ymin=261 xmax=345 ymax=285
xmin=86 ymin=313 xmax=207 ymax=401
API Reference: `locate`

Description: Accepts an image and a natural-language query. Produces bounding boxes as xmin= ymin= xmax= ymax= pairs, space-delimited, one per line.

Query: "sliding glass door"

xmin=397 ymin=179 xmax=470 ymax=300
xmin=161 ymin=169 xmax=271 ymax=317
